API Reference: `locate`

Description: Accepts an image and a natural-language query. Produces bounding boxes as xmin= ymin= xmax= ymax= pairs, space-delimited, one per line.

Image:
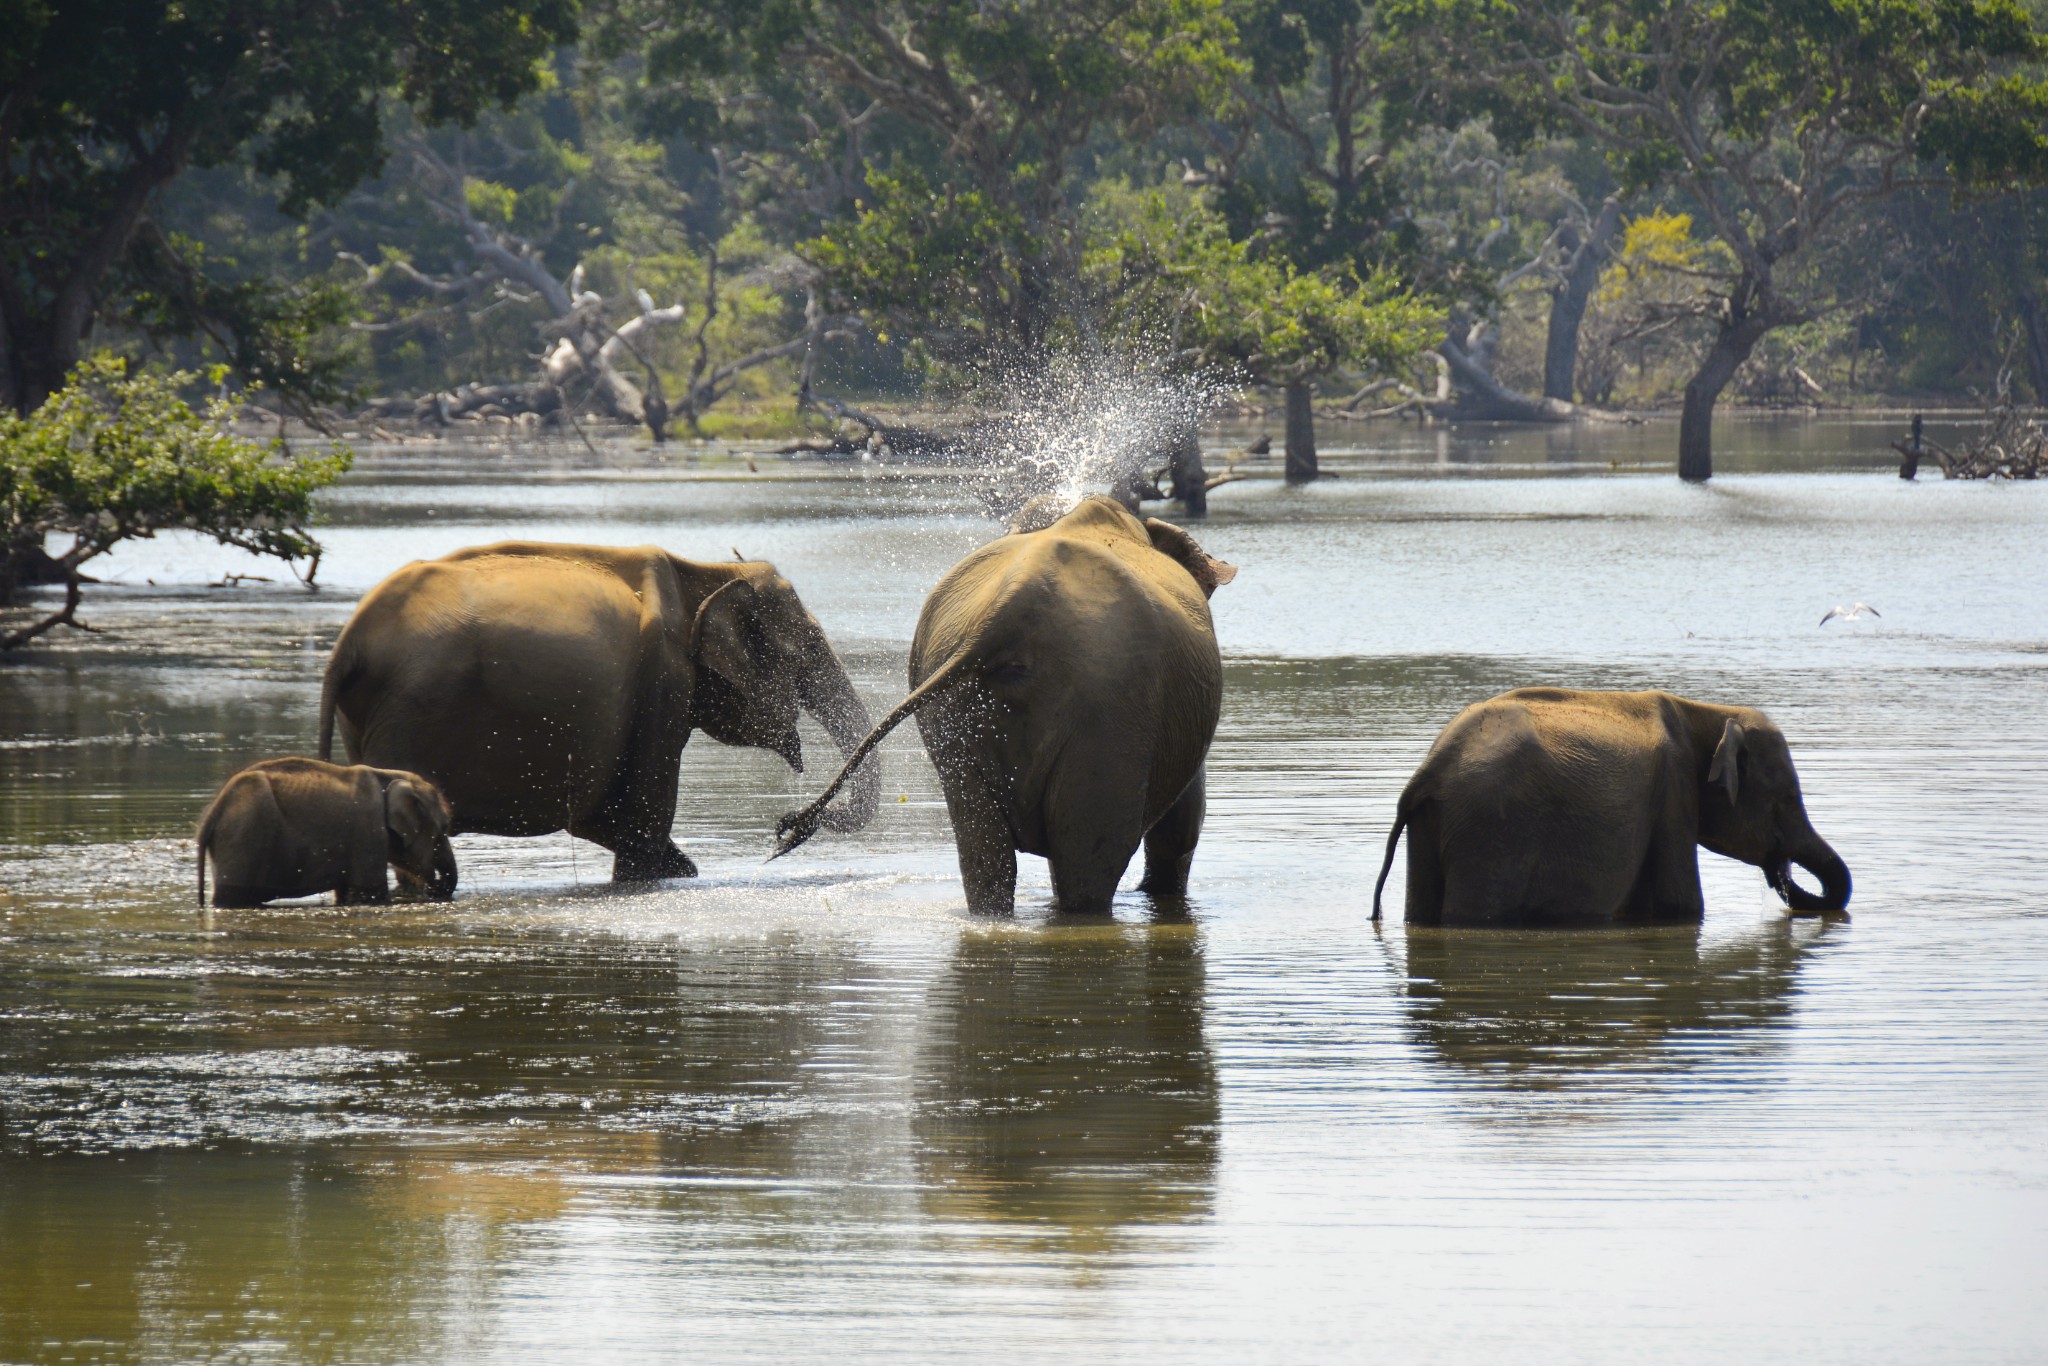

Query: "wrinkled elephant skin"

xmin=1374 ymin=688 xmax=1850 ymax=926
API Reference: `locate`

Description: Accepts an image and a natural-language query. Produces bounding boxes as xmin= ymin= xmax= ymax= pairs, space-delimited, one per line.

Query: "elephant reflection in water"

xmin=1401 ymin=921 xmax=1826 ymax=1086
xmin=914 ymin=920 xmax=1218 ymax=1243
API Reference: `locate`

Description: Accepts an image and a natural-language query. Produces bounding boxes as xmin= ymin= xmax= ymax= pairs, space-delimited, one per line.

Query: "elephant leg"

xmin=607 ymin=841 xmax=698 ymax=882
xmin=594 ymin=655 xmax=698 ymax=882
xmin=341 ymin=819 xmax=392 ymax=905
xmin=1622 ymin=823 xmax=1706 ymax=923
xmin=209 ymin=884 xmax=272 ymax=909
xmin=1044 ymin=768 xmax=1146 ymax=917
xmin=939 ymin=771 xmax=1018 ymax=917
xmin=335 ymin=881 xmax=391 ymax=907
xmin=1403 ymin=803 xmax=1447 ymax=926
xmin=1137 ymin=766 xmax=1206 ymax=898
xmin=578 ymin=774 xmax=695 ymax=882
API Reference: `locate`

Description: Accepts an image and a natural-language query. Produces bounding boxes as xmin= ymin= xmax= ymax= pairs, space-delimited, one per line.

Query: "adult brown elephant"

xmin=774 ymin=496 xmax=1236 ymax=916
xmin=1373 ymin=688 xmax=1851 ymax=926
xmin=319 ymin=541 xmax=878 ymax=881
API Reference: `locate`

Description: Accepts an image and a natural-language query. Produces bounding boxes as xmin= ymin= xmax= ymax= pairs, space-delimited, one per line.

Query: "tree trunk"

xmin=1 ymin=535 xmax=71 ymax=604
xmin=2 ymin=126 xmax=197 ymax=415
xmin=1166 ymin=418 xmax=1208 ymax=517
xmin=1544 ymin=196 xmax=1623 ymax=402
xmin=2017 ymin=294 xmax=2048 ymax=404
xmin=1678 ymin=312 xmax=1774 ymax=482
xmin=1284 ymin=381 xmax=1318 ymax=484
xmin=1 ymin=310 xmax=83 ymax=416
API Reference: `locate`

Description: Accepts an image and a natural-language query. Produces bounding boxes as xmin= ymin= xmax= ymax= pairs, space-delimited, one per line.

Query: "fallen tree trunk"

xmin=1435 ymin=335 xmax=1634 ymax=424
xmin=359 ymin=380 xmax=564 ymax=425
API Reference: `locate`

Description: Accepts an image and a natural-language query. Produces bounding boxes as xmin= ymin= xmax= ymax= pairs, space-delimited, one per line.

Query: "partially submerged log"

xmin=360 ymin=381 xmax=564 ymax=426
xmin=789 ymin=393 xmax=964 ymax=461
xmin=1438 ymin=336 xmax=1602 ymax=422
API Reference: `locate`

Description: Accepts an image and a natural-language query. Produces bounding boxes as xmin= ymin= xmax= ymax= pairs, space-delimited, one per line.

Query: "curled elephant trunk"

xmin=1767 ymin=837 xmax=1852 ymax=915
xmin=798 ymin=648 xmax=880 ymax=835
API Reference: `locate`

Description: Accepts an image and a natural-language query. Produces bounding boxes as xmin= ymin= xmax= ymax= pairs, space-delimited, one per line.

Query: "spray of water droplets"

xmin=949 ymin=350 xmax=1234 ymax=524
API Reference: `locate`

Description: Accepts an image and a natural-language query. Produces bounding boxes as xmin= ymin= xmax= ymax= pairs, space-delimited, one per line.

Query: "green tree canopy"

xmin=0 ymin=0 xmax=578 ymax=415
xmin=1095 ymin=186 xmax=1439 ymax=384
xmin=1384 ymin=0 xmax=2048 ymax=476
xmin=633 ymin=0 xmax=1242 ymax=367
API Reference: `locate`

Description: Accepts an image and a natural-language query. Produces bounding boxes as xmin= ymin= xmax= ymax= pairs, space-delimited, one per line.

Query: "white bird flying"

xmin=1820 ymin=603 xmax=1882 ymax=626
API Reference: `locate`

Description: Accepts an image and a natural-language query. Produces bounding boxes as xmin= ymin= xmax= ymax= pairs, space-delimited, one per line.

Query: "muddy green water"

xmin=3 ymin=417 xmax=2045 ymax=1363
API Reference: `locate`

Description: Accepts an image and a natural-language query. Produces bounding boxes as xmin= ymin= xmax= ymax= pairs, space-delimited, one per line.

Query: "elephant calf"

xmin=1373 ymin=688 xmax=1851 ymax=926
xmin=197 ymin=758 xmax=456 ymax=908
xmin=776 ymin=496 xmax=1236 ymax=916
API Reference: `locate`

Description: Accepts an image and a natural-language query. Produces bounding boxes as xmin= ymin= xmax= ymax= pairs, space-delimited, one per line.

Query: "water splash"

xmin=950 ymin=351 xmax=1230 ymax=524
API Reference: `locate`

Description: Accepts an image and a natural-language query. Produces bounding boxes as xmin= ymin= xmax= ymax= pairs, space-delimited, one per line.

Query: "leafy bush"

xmin=1091 ymin=186 xmax=1441 ymax=385
xmin=1 ymin=355 xmax=351 ymax=650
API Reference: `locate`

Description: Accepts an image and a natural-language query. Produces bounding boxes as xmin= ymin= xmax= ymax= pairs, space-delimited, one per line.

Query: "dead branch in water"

xmin=1897 ymin=377 xmax=2048 ymax=479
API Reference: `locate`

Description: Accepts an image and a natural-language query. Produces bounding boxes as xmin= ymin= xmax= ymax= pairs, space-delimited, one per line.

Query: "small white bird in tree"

xmin=1820 ymin=603 xmax=1882 ymax=626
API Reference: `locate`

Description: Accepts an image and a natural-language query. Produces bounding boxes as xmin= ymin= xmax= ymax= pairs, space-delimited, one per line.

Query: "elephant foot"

xmin=612 ymin=844 xmax=698 ymax=883
xmin=1136 ymin=870 xmax=1189 ymax=897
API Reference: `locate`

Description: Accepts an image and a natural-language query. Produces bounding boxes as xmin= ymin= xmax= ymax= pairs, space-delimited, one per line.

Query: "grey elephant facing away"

xmin=1373 ymin=688 xmax=1851 ymax=926
xmin=319 ymin=542 xmax=879 ymax=882
xmin=775 ymin=496 xmax=1236 ymax=916
xmin=197 ymin=757 xmax=455 ymax=908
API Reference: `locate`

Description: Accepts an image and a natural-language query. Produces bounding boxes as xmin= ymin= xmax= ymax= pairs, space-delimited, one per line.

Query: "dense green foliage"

xmin=1384 ymin=0 xmax=2048 ymax=472
xmin=10 ymin=0 xmax=2048 ymax=477
xmin=634 ymin=0 xmax=1244 ymax=364
xmin=0 ymin=0 xmax=578 ymax=413
xmin=1094 ymin=187 xmax=1440 ymax=383
xmin=0 ymin=354 xmax=351 ymax=647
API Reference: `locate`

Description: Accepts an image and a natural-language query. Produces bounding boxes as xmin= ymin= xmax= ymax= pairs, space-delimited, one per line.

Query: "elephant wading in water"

xmin=1373 ymin=688 xmax=1851 ymax=926
xmin=319 ymin=542 xmax=879 ymax=880
xmin=774 ymin=496 xmax=1236 ymax=916
xmin=197 ymin=758 xmax=455 ymax=907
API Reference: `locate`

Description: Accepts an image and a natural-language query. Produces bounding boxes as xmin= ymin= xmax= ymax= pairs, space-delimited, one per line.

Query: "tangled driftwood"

xmin=1894 ymin=396 xmax=2048 ymax=480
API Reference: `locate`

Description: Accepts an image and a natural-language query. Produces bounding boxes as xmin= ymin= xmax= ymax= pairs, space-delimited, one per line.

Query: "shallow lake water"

xmin=3 ymin=415 xmax=2045 ymax=1363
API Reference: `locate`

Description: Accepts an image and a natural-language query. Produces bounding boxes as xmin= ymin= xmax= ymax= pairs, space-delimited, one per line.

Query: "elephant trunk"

xmin=1768 ymin=831 xmax=1851 ymax=915
xmin=798 ymin=647 xmax=880 ymax=835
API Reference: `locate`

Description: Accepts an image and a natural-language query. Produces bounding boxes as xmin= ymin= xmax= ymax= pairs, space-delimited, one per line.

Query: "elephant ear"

xmin=385 ymin=778 xmax=446 ymax=843
xmin=692 ymin=576 xmax=761 ymax=687
xmin=1706 ymin=718 xmax=1746 ymax=805
xmin=1144 ymin=518 xmax=1238 ymax=598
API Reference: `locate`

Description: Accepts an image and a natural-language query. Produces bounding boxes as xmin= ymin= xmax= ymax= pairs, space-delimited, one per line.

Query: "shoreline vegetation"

xmin=232 ymin=396 xmax=2022 ymax=450
xmin=13 ymin=0 xmax=2048 ymax=486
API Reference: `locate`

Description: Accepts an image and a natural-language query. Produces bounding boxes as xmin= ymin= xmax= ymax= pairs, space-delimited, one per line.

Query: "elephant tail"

xmin=1371 ymin=791 xmax=1414 ymax=923
xmin=769 ymin=647 xmax=980 ymax=862
xmin=317 ymin=636 xmax=352 ymax=761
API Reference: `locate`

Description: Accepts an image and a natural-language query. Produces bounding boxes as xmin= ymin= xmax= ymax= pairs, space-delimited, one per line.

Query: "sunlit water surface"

xmin=3 ymin=418 xmax=2044 ymax=1363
